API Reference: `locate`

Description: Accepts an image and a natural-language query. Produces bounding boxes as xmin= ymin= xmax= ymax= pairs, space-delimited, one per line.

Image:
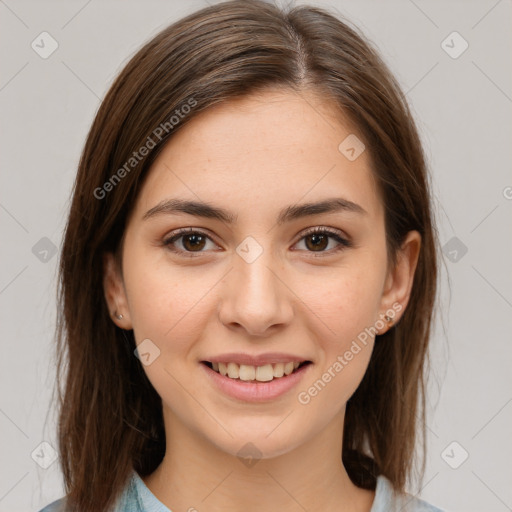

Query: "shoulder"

xmin=37 ymin=473 xmax=140 ymax=512
xmin=37 ymin=497 xmax=67 ymax=512
xmin=372 ymin=475 xmax=445 ymax=512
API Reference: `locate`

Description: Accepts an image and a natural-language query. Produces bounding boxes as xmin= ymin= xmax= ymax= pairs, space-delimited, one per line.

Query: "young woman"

xmin=40 ymin=1 xmax=443 ymax=511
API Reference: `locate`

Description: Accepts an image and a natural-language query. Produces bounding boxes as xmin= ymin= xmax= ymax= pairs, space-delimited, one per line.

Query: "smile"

xmin=200 ymin=360 xmax=313 ymax=402
xmin=202 ymin=361 xmax=311 ymax=382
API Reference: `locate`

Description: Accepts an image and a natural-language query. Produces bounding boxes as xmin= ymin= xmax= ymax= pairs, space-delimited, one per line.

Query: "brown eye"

xmin=181 ymin=233 xmax=207 ymax=251
xmin=163 ymin=228 xmax=216 ymax=257
xmin=163 ymin=226 xmax=352 ymax=258
xmin=304 ymin=232 xmax=330 ymax=251
xmin=295 ymin=227 xmax=352 ymax=255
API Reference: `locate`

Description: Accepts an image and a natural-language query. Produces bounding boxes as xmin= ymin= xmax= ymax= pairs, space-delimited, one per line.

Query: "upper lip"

xmin=202 ymin=352 xmax=312 ymax=366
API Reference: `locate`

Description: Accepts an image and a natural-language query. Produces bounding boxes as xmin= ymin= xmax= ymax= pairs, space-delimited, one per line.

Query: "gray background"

xmin=1 ymin=1 xmax=511 ymax=511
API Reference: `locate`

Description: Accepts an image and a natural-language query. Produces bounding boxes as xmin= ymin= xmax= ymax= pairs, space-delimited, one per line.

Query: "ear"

xmin=376 ymin=230 xmax=421 ymax=334
xmin=102 ymin=251 xmax=133 ymax=330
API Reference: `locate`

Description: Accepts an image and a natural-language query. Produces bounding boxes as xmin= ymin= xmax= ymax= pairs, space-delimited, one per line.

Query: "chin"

xmin=205 ymin=422 xmax=308 ymax=463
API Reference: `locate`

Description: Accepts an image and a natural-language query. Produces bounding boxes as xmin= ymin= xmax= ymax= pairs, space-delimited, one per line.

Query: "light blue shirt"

xmin=39 ymin=469 xmax=444 ymax=511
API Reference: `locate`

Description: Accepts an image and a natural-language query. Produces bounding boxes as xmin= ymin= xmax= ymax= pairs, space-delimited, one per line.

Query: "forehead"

xmin=134 ymin=88 xmax=382 ymax=222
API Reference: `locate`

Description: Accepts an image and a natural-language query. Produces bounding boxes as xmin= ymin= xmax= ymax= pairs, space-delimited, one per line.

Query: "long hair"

xmin=53 ymin=1 xmax=439 ymax=510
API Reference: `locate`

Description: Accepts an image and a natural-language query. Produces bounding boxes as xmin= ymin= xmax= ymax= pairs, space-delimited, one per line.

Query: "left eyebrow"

xmin=142 ymin=197 xmax=367 ymax=224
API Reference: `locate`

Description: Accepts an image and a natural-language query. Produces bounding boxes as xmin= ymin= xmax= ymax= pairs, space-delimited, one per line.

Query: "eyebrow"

xmin=142 ymin=197 xmax=367 ymax=225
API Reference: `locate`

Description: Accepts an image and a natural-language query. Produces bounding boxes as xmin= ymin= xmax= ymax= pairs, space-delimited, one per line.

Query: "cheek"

xmin=122 ymin=255 xmax=214 ymax=419
xmin=127 ymin=272 xmax=211 ymax=347
xmin=298 ymin=261 xmax=385 ymax=344
xmin=292 ymin=260 xmax=385 ymax=401
xmin=295 ymin=273 xmax=380 ymax=412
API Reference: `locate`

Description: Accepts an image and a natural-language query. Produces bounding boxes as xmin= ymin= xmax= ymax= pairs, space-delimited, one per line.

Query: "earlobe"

xmin=102 ymin=251 xmax=132 ymax=329
xmin=377 ymin=230 xmax=421 ymax=333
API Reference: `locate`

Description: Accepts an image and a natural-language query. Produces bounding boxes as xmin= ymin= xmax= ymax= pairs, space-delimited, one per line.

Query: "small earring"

xmin=384 ymin=315 xmax=393 ymax=324
xmin=114 ymin=310 xmax=123 ymax=320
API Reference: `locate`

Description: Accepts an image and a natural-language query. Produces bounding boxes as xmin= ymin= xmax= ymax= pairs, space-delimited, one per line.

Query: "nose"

xmin=218 ymin=249 xmax=294 ymax=337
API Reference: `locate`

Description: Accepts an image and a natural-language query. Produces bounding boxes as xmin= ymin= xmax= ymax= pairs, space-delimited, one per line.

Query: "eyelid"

xmin=162 ymin=227 xmax=219 ymax=257
xmin=298 ymin=225 xmax=350 ymax=243
xmin=162 ymin=225 xmax=352 ymax=256
xmin=293 ymin=226 xmax=352 ymax=255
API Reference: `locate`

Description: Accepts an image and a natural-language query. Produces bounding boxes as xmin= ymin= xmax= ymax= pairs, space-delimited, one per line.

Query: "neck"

xmin=143 ymin=407 xmax=375 ymax=512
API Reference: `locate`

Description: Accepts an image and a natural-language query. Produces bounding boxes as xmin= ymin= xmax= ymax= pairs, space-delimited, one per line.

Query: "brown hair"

xmin=53 ymin=1 xmax=439 ymax=510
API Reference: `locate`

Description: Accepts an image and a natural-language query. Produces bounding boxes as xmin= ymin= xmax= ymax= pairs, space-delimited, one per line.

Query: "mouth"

xmin=200 ymin=359 xmax=314 ymax=402
xmin=201 ymin=360 xmax=312 ymax=383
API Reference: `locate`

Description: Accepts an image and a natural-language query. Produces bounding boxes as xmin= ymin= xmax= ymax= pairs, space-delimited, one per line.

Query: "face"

xmin=104 ymin=88 xmax=420 ymax=460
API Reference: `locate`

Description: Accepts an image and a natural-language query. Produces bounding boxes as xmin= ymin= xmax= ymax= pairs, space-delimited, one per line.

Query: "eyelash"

xmin=162 ymin=226 xmax=352 ymax=258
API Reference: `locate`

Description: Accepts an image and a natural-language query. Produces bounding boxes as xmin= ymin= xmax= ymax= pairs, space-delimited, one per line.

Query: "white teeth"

xmin=227 ymin=362 xmax=239 ymax=379
xmin=209 ymin=361 xmax=306 ymax=381
xmin=273 ymin=362 xmax=284 ymax=378
xmin=255 ymin=364 xmax=274 ymax=382
xmin=284 ymin=362 xmax=294 ymax=375
xmin=239 ymin=364 xmax=256 ymax=381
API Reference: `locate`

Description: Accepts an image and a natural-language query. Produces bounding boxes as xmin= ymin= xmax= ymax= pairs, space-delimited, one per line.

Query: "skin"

xmin=103 ymin=88 xmax=421 ymax=512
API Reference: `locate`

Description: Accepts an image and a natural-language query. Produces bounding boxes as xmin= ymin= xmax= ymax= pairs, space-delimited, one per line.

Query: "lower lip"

xmin=200 ymin=362 xmax=312 ymax=402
